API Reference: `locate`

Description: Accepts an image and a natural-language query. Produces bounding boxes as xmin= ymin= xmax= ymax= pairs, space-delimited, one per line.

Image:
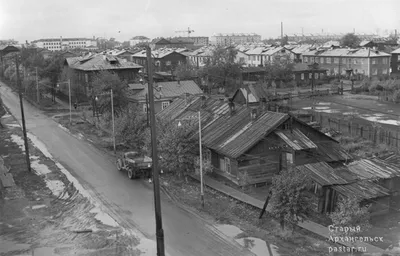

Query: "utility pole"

xmin=15 ymin=54 xmax=31 ymax=172
xmin=146 ymin=45 xmax=165 ymax=256
xmin=35 ymin=67 xmax=39 ymax=103
xmin=110 ymin=89 xmax=116 ymax=155
xmin=145 ymin=93 xmax=149 ymax=127
xmin=198 ymin=110 xmax=204 ymax=208
xmin=68 ymin=79 xmax=71 ymax=124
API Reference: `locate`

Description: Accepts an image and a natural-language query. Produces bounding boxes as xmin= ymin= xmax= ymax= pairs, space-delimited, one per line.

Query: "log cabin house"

xmin=157 ymin=94 xmax=351 ymax=186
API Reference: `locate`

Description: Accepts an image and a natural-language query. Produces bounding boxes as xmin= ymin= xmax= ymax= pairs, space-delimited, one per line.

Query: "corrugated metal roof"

xmin=202 ymin=107 xmax=289 ymax=158
xmin=346 ymin=158 xmax=400 ymax=180
xmin=275 ymin=128 xmax=318 ymax=150
xmin=297 ymin=162 xmax=356 ymax=186
xmin=332 ymin=180 xmax=390 ymax=200
xmin=311 ymin=141 xmax=353 ymax=162
xmin=66 ymin=54 xmax=142 ymax=71
xmin=130 ymin=80 xmax=203 ymax=101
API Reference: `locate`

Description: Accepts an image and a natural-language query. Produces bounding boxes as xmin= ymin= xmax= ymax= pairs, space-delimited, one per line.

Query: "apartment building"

xmin=210 ymin=33 xmax=261 ymax=46
xmin=302 ymin=48 xmax=391 ymax=77
xmin=32 ymin=37 xmax=97 ymax=51
xmin=173 ymin=37 xmax=209 ymax=46
xmin=129 ymin=36 xmax=150 ymax=46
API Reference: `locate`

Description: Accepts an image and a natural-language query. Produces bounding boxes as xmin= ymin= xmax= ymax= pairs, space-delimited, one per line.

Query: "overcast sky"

xmin=0 ymin=0 xmax=399 ymax=43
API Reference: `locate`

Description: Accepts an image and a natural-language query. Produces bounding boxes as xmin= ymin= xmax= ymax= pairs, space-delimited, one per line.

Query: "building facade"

xmin=132 ymin=49 xmax=187 ymax=73
xmin=173 ymin=37 xmax=209 ymax=46
xmin=302 ymin=48 xmax=391 ymax=77
xmin=391 ymin=48 xmax=400 ymax=75
xmin=210 ymin=33 xmax=262 ymax=46
xmin=32 ymin=37 xmax=97 ymax=51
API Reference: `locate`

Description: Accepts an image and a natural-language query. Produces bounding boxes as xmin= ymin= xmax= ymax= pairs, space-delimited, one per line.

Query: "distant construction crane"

xmin=175 ymin=27 xmax=195 ymax=37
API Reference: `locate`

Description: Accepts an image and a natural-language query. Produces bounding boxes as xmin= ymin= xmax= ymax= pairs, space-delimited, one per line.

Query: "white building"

xmin=129 ymin=36 xmax=150 ymax=46
xmin=210 ymin=33 xmax=262 ymax=46
xmin=31 ymin=37 xmax=98 ymax=51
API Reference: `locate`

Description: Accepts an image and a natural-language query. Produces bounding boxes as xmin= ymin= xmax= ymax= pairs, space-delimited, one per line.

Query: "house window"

xmin=225 ymin=157 xmax=231 ymax=173
xmin=286 ymin=153 xmax=293 ymax=165
xmin=309 ymin=73 xmax=312 ymax=79
xmin=342 ymin=58 xmax=346 ymax=64
xmin=326 ymin=57 xmax=331 ymax=64
xmin=304 ymin=57 xmax=308 ymax=63
xmin=360 ymin=59 xmax=364 ymax=64
xmin=85 ymin=74 xmax=88 ymax=83
xmin=315 ymin=57 xmax=319 ymax=63
xmin=301 ymin=73 xmax=304 ymax=80
xmin=398 ymin=55 xmax=400 ymax=61
xmin=354 ymin=59 xmax=358 ymax=64
xmin=315 ymin=73 xmax=319 ymax=79
xmin=166 ymin=61 xmax=171 ymax=66
xmin=143 ymin=103 xmax=147 ymax=113
xmin=334 ymin=58 xmax=339 ymax=64
xmin=320 ymin=57 xmax=324 ymax=64
xmin=383 ymin=69 xmax=388 ymax=74
xmin=372 ymin=69 xmax=378 ymax=75
xmin=204 ymin=149 xmax=211 ymax=162
xmin=372 ymin=59 xmax=376 ymax=64
xmin=161 ymin=101 xmax=170 ymax=110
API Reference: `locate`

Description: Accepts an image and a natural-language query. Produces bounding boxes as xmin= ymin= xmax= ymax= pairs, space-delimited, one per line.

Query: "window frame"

xmin=161 ymin=101 xmax=170 ymax=110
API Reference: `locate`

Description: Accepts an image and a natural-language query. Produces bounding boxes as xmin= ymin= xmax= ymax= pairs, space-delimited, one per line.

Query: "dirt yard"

xmin=0 ymin=113 xmax=140 ymax=256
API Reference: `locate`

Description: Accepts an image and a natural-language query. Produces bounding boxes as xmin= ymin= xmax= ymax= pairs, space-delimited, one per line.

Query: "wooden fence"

xmin=295 ymin=111 xmax=400 ymax=148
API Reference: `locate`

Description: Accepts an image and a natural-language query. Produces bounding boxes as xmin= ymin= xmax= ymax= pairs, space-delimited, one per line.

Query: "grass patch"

xmin=336 ymin=135 xmax=394 ymax=158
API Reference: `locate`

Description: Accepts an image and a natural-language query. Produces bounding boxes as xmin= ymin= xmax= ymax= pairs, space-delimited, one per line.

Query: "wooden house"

xmin=297 ymin=161 xmax=392 ymax=216
xmin=157 ymin=95 xmax=351 ymax=186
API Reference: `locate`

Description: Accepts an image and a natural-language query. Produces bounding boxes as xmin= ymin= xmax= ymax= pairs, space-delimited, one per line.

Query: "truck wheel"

xmin=128 ymin=169 xmax=134 ymax=179
xmin=116 ymin=159 xmax=123 ymax=171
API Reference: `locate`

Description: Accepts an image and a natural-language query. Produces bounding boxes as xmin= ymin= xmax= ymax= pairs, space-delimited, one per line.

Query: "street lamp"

xmin=176 ymin=111 xmax=204 ymax=208
xmin=94 ymin=90 xmax=116 ymax=155
xmin=57 ymin=79 xmax=71 ymax=124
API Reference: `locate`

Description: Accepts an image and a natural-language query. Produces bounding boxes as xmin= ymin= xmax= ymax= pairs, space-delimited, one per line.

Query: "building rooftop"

xmin=65 ymin=53 xmax=142 ymax=71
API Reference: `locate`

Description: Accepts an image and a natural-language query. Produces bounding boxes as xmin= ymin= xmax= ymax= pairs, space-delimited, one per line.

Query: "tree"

xmin=281 ymin=35 xmax=289 ymax=46
xmin=91 ymin=70 xmax=129 ymax=117
xmin=340 ymin=33 xmax=361 ymax=48
xmin=199 ymin=46 xmax=242 ymax=93
xmin=263 ymin=55 xmax=294 ymax=83
xmin=144 ymin=120 xmax=199 ymax=177
xmin=174 ymin=62 xmax=198 ymax=80
xmin=270 ymin=167 xmax=314 ymax=231
xmin=0 ymin=96 xmax=6 ymax=117
xmin=113 ymin=104 xmax=148 ymax=150
xmin=329 ymin=196 xmax=371 ymax=237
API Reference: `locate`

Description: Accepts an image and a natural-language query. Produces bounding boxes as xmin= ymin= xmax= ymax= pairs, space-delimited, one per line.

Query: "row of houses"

xmin=155 ymin=91 xmax=400 ymax=216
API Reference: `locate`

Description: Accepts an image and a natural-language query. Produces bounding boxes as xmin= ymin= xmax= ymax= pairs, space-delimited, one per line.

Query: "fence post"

xmin=338 ymin=119 xmax=341 ymax=132
xmin=360 ymin=126 xmax=363 ymax=138
xmin=328 ymin=118 xmax=331 ymax=128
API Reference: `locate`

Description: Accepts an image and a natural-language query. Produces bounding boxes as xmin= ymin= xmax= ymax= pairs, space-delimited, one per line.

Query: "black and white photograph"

xmin=0 ymin=0 xmax=400 ymax=255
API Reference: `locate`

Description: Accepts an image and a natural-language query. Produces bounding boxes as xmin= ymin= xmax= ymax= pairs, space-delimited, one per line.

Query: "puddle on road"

xmin=215 ymin=224 xmax=243 ymax=238
xmin=315 ymin=106 xmax=329 ymax=110
xmin=236 ymin=237 xmax=280 ymax=256
xmin=0 ymin=239 xmax=30 ymax=254
xmin=316 ymin=102 xmax=331 ymax=105
xmin=343 ymin=112 xmax=359 ymax=115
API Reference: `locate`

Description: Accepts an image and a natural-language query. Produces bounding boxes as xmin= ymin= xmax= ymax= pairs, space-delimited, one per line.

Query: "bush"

xmin=393 ymin=89 xmax=400 ymax=103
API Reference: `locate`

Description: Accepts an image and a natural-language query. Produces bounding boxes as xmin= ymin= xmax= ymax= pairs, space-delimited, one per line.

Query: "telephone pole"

xmin=36 ymin=67 xmax=39 ymax=103
xmin=146 ymin=45 xmax=165 ymax=256
xmin=15 ymin=54 xmax=31 ymax=172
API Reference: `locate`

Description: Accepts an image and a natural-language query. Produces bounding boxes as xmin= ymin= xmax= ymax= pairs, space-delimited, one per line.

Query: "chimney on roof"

xmin=228 ymin=100 xmax=235 ymax=116
xmin=201 ymin=95 xmax=207 ymax=108
xmin=251 ymin=108 xmax=257 ymax=121
xmin=260 ymin=97 xmax=267 ymax=112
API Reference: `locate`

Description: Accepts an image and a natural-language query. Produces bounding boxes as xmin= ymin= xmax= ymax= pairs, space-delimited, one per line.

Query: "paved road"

xmin=0 ymin=83 xmax=253 ymax=256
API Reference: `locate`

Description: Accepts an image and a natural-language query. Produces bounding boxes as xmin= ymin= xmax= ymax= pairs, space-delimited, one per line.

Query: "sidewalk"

xmin=190 ymin=175 xmax=385 ymax=255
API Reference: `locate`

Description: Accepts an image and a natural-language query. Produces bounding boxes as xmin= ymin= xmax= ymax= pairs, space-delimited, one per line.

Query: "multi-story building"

xmin=210 ymin=33 xmax=261 ymax=46
xmin=131 ymin=48 xmax=187 ymax=73
xmin=302 ymin=48 xmax=391 ymax=77
xmin=172 ymin=37 xmax=209 ymax=46
xmin=390 ymin=48 xmax=400 ymax=75
xmin=32 ymin=37 xmax=97 ymax=51
xmin=129 ymin=36 xmax=150 ymax=46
